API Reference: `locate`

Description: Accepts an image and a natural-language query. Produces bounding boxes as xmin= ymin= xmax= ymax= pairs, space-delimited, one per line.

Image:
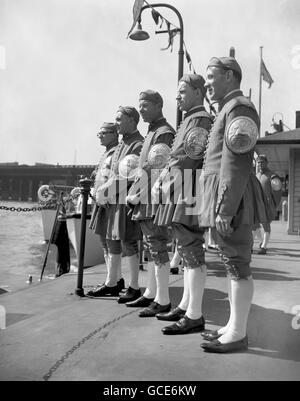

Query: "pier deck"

xmin=0 ymin=221 xmax=299 ymax=381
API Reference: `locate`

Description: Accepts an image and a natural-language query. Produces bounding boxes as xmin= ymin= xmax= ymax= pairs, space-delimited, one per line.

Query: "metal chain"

xmin=0 ymin=204 xmax=57 ymax=212
xmin=42 ymin=309 xmax=137 ymax=381
xmin=42 ymin=275 xmax=182 ymax=381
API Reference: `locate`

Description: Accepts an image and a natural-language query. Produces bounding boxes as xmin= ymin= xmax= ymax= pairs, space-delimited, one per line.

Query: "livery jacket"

xmin=154 ymin=105 xmax=213 ymax=227
xmin=89 ymin=141 xmax=118 ymax=235
xmin=256 ymin=168 xmax=282 ymax=222
xmin=98 ymin=130 xmax=144 ymax=241
xmin=130 ymin=117 xmax=175 ymax=220
xmin=198 ymin=90 xmax=268 ymax=228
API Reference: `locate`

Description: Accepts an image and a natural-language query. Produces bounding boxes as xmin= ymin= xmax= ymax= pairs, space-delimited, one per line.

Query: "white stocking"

xmin=217 ymin=276 xmax=232 ymax=335
xmin=105 ymin=253 xmax=121 ymax=287
xmin=261 ymin=232 xmax=270 ymax=249
xmin=116 ymin=258 xmax=122 ymax=281
xmin=143 ymin=262 xmax=157 ymax=299
xmin=218 ymin=276 xmax=254 ymax=344
xmin=185 ymin=265 xmax=207 ymax=320
xmin=154 ymin=261 xmax=170 ymax=305
xmin=178 ymin=267 xmax=189 ymax=311
xmin=127 ymin=254 xmax=140 ymax=290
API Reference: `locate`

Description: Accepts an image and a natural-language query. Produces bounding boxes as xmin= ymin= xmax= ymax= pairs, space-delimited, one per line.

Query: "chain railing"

xmin=0 ymin=204 xmax=57 ymax=212
xmin=0 ymin=184 xmax=85 ymax=214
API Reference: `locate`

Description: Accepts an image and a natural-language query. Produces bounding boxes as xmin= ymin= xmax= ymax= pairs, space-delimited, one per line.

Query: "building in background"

xmin=256 ymin=111 xmax=300 ymax=235
xmin=0 ymin=163 xmax=95 ymax=202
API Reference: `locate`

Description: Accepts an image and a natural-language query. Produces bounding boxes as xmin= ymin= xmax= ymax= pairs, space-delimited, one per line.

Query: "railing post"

xmin=75 ymin=177 xmax=93 ymax=297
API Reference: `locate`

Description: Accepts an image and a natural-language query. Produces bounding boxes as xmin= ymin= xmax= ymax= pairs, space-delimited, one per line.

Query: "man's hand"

xmin=151 ymin=179 xmax=161 ymax=204
xmin=126 ymin=194 xmax=140 ymax=205
xmin=96 ymin=187 xmax=110 ymax=206
xmin=141 ymin=162 xmax=152 ymax=173
xmin=215 ymin=214 xmax=233 ymax=236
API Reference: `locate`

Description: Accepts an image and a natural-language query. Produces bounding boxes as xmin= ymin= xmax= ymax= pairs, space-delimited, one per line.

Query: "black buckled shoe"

xmin=170 ymin=267 xmax=179 ymax=275
xmin=117 ymin=287 xmax=141 ymax=304
xmin=87 ymin=284 xmax=119 ymax=297
xmin=162 ymin=315 xmax=205 ymax=335
xmin=126 ymin=295 xmax=154 ymax=308
xmin=156 ymin=306 xmax=186 ymax=321
xmin=117 ymin=278 xmax=125 ymax=291
xmin=258 ymin=247 xmax=267 ymax=255
xmin=201 ymin=336 xmax=248 ymax=353
xmin=201 ymin=330 xmax=221 ymax=341
xmin=139 ymin=302 xmax=171 ymax=318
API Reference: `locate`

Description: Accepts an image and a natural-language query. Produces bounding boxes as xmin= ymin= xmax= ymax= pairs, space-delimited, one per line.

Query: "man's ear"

xmin=195 ymin=87 xmax=203 ymax=99
xmin=129 ymin=116 xmax=135 ymax=127
xmin=226 ymin=69 xmax=234 ymax=82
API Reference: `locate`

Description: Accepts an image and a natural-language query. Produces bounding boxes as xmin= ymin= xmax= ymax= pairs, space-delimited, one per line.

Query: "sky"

xmin=0 ymin=0 xmax=300 ymax=166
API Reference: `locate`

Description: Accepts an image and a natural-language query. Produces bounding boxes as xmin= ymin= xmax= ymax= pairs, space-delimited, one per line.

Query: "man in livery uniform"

xmin=94 ymin=107 xmax=144 ymax=303
xmin=153 ymin=74 xmax=213 ymax=334
xmin=125 ymin=90 xmax=175 ymax=317
xmin=88 ymin=122 xmax=125 ymax=297
xmin=254 ymin=154 xmax=282 ymax=254
xmin=199 ymin=57 xmax=267 ymax=353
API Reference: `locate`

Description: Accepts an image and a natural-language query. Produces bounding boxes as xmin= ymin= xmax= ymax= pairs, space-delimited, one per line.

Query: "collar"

xmin=122 ymin=130 xmax=140 ymax=143
xmin=184 ymin=105 xmax=205 ymax=119
xmin=106 ymin=140 xmax=118 ymax=152
xmin=148 ymin=117 xmax=166 ymax=131
xmin=218 ymin=89 xmax=243 ymax=110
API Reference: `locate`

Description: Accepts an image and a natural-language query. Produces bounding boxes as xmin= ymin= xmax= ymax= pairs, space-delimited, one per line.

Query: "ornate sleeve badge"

xmin=118 ymin=154 xmax=140 ymax=180
xmin=147 ymin=143 xmax=171 ymax=169
xmin=225 ymin=116 xmax=258 ymax=154
xmin=271 ymin=176 xmax=282 ymax=191
xmin=184 ymin=127 xmax=208 ymax=160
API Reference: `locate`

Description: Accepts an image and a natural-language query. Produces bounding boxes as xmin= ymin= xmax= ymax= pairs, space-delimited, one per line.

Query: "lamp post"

xmin=75 ymin=177 xmax=93 ymax=297
xmin=129 ymin=3 xmax=184 ymax=128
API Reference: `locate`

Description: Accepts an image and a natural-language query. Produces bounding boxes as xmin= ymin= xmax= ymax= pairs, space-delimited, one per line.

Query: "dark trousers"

xmin=51 ymin=219 xmax=70 ymax=277
xmin=140 ymin=219 xmax=169 ymax=265
xmin=215 ymin=224 xmax=252 ymax=280
xmin=172 ymin=223 xmax=205 ymax=268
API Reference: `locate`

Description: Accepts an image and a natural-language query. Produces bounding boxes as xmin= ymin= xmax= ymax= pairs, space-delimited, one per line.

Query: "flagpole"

xmin=258 ymin=46 xmax=263 ymax=136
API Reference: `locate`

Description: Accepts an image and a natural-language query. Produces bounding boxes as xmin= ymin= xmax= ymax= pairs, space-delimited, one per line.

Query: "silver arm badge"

xmin=118 ymin=154 xmax=140 ymax=180
xmin=147 ymin=143 xmax=171 ymax=169
xmin=225 ymin=116 xmax=258 ymax=154
xmin=271 ymin=176 xmax=282 ymax=191
xmin=184 ymin=127 xmax=208 ymax=160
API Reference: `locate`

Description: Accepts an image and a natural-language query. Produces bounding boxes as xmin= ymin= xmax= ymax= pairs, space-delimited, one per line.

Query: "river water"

xmin=0 ymin=201 xmax=75 ymax=292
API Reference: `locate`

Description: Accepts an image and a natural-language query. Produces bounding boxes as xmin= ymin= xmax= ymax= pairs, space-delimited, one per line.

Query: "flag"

xmin=261 ymin=59 xmax=274 ymax=88
xmin=185 ymin=50 xmax=196 ymax=74
xmin=160 ymin=22 xmax=178 ymax=52
xmin=127 ymin=0 xmax=144 ymax=38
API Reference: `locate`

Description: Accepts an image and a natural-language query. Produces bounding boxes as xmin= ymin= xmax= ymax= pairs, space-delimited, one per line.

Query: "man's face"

xmin=97 ymin=130 xmax=116 ymax=147
xmin=115 ymin=111 xmax=131 ymax=135
xmin=139 ymin=100 xmax=160 ymax=123
xmin=257 ymin=159 xmax=268 ymax=173
xmin=176 ymin=81 xmax=197 ymax=112
xmin=205 ymin=66 xmax=228 ymax=102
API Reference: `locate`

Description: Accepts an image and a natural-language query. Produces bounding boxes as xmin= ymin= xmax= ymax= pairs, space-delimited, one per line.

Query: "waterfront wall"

xmin=0 ymin=163 xmax=95 ymax=201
